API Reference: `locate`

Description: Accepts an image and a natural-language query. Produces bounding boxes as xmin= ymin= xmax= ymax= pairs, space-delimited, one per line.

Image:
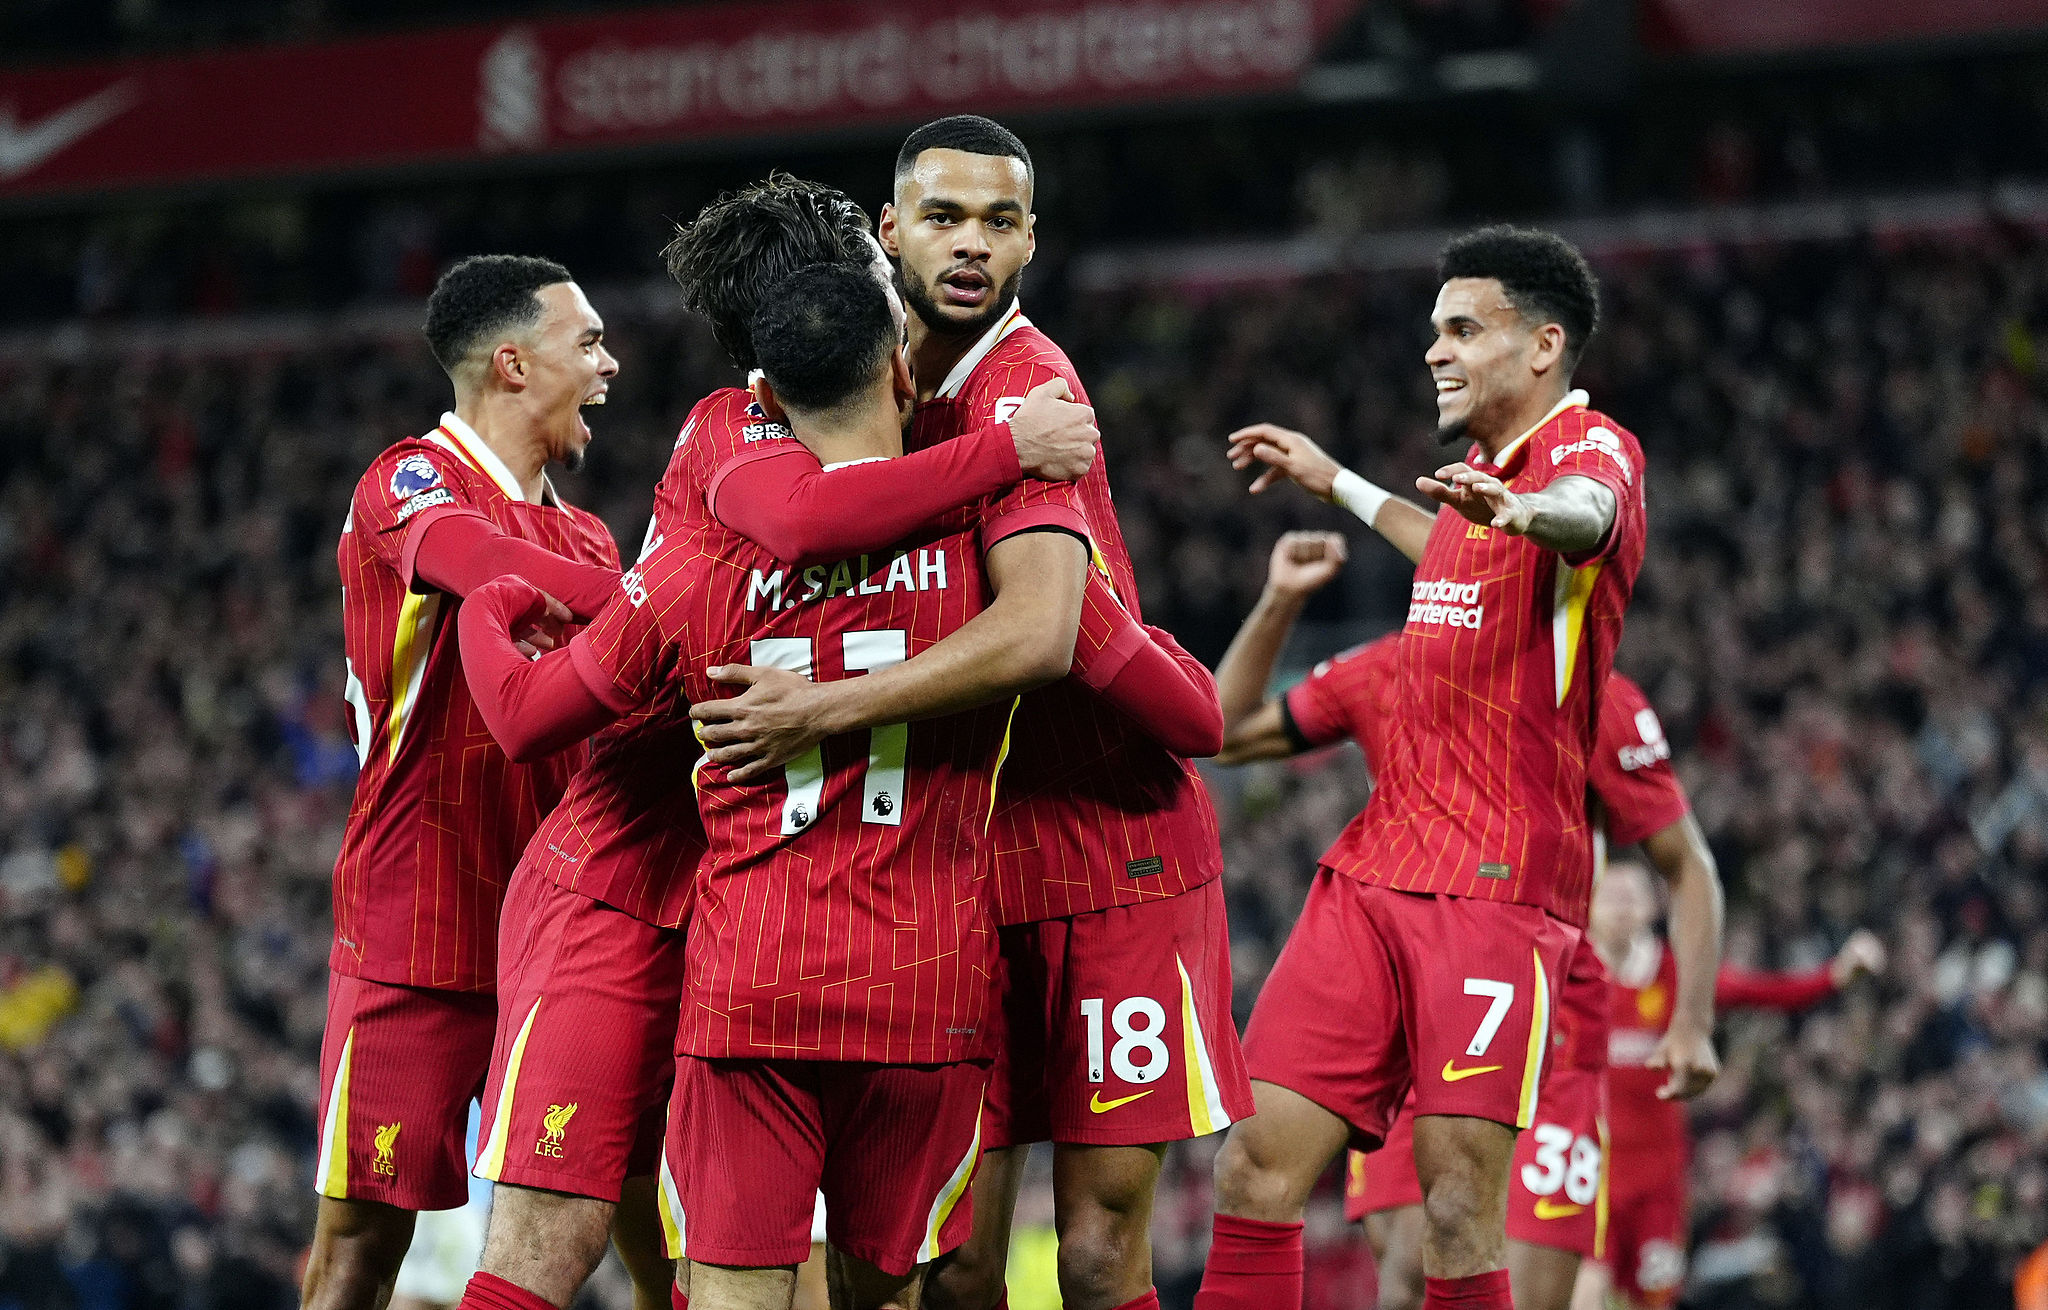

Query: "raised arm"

xmin=709 ymin=378 xmax=1099 ymax=567
xmin=691 ymin=528 xmax=1089 ymax=780
xmin=409 ymin=509 xmax=620 ymax=619
xmin=1418 ymin=466 xmax=1616 ymax=557
xmin=1640 ymin=812 xmax=1725 ymax=1101
xmin=1226 ymin=422 xmax=1436 ymax=564
xmin=1213 ymin=532 xmax=1348 ymax=764
xmin=456 ymin=576 xmax=637 ymax=762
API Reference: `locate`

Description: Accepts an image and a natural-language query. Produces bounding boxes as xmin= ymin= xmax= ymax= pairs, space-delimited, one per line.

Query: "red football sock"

xmin=1194 ymin=1214 xmax=1303 ymax=1310
xmin=670 ymin=1287 xmax=688 ymax=1310
xmin=456 ymin=1272 xmax=556 ymax=1310
xmin=1108 ymin=1290 xmax=1161 ymax=1310
xmin=1423 ymin=1269 xmax=1513 ymax=1309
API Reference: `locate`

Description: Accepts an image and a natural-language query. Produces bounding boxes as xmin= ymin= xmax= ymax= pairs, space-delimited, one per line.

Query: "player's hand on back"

xmin=1007 ymin=377 xmax=1099 ymax=482
xmin=1417 ymin=462 xmax=1533 ymax=533
xmin=1647 ymin=1016 xmax=1720 ymax=1101
xmin=1831 ymin=929 xmax=1887 ymax=986
xmin=1227 ymin=423 xmax=1342 ymax=499
xmin=1267 ymin=531 xmax=1347 ymax=599
xmin=689 ymin=665 xmax=836 ymax=782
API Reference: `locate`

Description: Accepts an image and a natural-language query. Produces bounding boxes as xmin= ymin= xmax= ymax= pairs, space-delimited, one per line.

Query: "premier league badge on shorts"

xmin=389 ymin=453 xmax=443 ymax=499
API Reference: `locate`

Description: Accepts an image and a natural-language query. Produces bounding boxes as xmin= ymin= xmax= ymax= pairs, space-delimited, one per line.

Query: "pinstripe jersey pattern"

xmin=1323 ymin=399 xmax=1647 ymax=928
xmin=911 ymin=311 xmax=1222 ymax=925
xmin=333 ymin=419 xmax=619 ymax=992
xmin=518 ymin=389 xmax=796 ymax=929
xmin=578 ymin=486 xmax=1089 ymax=1063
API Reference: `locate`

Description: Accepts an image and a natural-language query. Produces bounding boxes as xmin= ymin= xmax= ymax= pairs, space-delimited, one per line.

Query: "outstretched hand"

xmin=1226 ymin=423 xmax=1342 ymax=499
xmin=687 ymin=665 xmax=834 ymax=782
xmin=1647 ymin=1018 xmax=1720 ymax=1101
xmin=1417 ymin=462 xmax=1533 ymax=534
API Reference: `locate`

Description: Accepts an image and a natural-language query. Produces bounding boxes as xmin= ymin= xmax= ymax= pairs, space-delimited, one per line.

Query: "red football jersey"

xmin=576 ymin=486 xmax=1090 ymax=1063
xmin=1321 ymin=393 xmax=1648 ymax=927
xmin=912 ymin=305 xmax=1222 ymax=924
xmin=523 ymin=388 xmax=787 ymax=928
xmin=1283 ymin=634 xmax=1403 ymax=772
xmin=642 ymin=387 xmax=799 ymax=555
xmin=334 ymin=414 xmax=619 ymax=991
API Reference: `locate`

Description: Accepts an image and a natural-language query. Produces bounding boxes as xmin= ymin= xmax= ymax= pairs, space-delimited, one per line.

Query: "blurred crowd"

xmin=2 ymin=226 xmax=2047 ymax=1310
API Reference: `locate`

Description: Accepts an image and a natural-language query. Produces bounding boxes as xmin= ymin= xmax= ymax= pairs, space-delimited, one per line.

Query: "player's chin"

xmin=1433 ymin=414 xmax=1470 ymax=450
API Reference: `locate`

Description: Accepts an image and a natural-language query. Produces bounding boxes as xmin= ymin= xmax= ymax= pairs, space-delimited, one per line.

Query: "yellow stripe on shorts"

xmin=1517 ymin=949 xmax=1551 ymax=1129
xmin=475 ymin=999 xmax=542 ymax=1181
xmin=315 ymin=1027 xmax=355 ymax=1198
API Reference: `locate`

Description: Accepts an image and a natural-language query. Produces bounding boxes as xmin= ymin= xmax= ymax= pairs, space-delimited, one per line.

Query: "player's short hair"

xmin=1437 ymin=225 xmax=1601 ymax=366
xmin=663 ymin=172 xmax=874 ymax=372
xmin=751 ymin=264 xmax=897 ymax=417
xmin=894 ymin=115 xmax=1033 ymax=190
xmin=422 ymin=254 xmax=574 ymax=374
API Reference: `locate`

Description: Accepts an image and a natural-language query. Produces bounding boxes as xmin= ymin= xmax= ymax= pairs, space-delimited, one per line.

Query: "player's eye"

xmin=989 ymin=217 xmax=1012 ymax=230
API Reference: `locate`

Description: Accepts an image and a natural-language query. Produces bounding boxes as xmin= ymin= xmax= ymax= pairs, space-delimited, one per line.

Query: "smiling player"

xmin=306 ymin=256 xmax=624 ymax=1310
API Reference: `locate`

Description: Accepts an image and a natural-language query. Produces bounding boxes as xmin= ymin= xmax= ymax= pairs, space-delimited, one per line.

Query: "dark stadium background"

xmin=4 ymin=2 xmax=2048 ymax=1307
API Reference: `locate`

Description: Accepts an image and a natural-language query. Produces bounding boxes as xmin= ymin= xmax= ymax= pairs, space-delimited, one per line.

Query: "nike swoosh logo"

xmin=0 ymin=82 xmax=140 ymax=181
xmin=1089 ymin=1090 xmax=1154 ymax=1113
xmin=1440 ymin=1059 xmax=1503 ymax=1082
xmin=1533 ymin=1198 xmax=1585 ymax=1220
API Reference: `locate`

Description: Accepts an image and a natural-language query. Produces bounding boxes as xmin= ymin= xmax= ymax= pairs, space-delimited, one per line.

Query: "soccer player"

xmin=459 ymin=260 xmax=1096 ymax=1310
xmin=1586 ymin=860 xmax=1884 ymax=1310
xmin=1212 ymin=531 xmax=1723 ymax=1310
xmin=691 ymin=116 xmax=1250 ymax=1310
xmin=306 ymin=255 xmax=624 ymax=1310
xmin=1197 ymin=226 xmax=1646 ymax=1310
xmin=442 ymin=176 xmax=1100 ymax=1310
xmin=646 ymin=172 xmax=1102 ymax=569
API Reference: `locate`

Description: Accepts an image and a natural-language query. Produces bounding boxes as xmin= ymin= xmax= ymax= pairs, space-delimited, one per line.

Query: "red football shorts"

xmin=982 ymin=877 xmax=1251 ymax=1148
xmin=473 ymin=866 xmax=685 ymax=1203
xmin=1344 ymin=1068 xmax=1607 ymax=1261
xmin=663 ymin=1057 xmax=988 ymax=1275
xmin=1244 ymin=871 xmax=1578 ymax=1147
xmin=316 ymin=972 xmax=495 ymax=1210
xmin=1604 ymin=1160 xmax=1686 ymax=1306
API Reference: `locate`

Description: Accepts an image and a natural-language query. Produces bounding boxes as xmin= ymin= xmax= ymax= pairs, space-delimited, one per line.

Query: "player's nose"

xmin=953 ymin=221 xmax=992 ymax=260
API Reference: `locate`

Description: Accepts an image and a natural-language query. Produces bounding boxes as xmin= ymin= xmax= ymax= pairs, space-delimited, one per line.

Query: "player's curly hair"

xmin=1438 ymin=225 xmax=1601 ymax=367
xmin=422 ymin=254 xmax=573 ymax=374
xmin=662 ymin=172 xmax=874 ymax=372
xmin=751 ymin=264 xmax=897 ymax=417
xmin=894 ymin=114 xmax=1033 ymax=190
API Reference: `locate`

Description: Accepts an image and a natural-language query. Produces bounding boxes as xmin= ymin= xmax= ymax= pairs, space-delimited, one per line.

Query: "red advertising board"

xmin=1640 ymin=0 xmax=2048 ymax=55
xmin=0 ymin=0 xmax=1358 ymax=199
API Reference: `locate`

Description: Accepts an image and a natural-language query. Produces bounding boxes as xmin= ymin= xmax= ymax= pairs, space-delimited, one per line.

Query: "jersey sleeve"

xmin=1713 ymin=964 xmax=1835 ymax=1011
xmin=572 ymin=566 xmax=680 ymax=711
xmin=1282 ymin=636 xmax=1402 ymax=759
xmin=1590 ymin=676 xmax=1691 ymax=847
xmin=350 ymin=443 xmax=477 ymax=577
xmin=705 ymin=423 xmax=1021 ymax=566
xmin=1283 ymin=662 xmax=1355 ymax=752
xmin=1534 ymin=416 xmax=1642 ymax=565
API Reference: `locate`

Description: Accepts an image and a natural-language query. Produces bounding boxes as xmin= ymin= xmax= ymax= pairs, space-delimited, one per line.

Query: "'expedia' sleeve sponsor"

xmin=350 ymin=443 xmax=474 ymax=580
xmin=1532 ymin=412 xmax=1645 ymax=566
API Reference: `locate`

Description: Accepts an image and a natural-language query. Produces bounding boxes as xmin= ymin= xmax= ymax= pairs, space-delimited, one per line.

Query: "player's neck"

xmin=906 ymin=313 xmax=973 ymax=404
xmin=788 ymin=412 xmax=904 ymax=467
xmin=1472 ymin=382 xmax=1572 ymax=462
xmin=454 ymin=395 xmax=549 ymax=502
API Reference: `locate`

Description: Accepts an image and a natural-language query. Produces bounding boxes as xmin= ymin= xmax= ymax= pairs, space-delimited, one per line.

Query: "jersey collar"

xmin=932 ymin=301 xmax=1030 ymax=401
xmin=430 ymin=411 xmax=556 ymax=506
xmin=1475 ymin=389 xmax=1589 ymax=473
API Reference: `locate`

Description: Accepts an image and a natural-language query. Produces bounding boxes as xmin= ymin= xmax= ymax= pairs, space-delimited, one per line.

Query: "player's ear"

xmin=889 ymin=347 xmax=915 ymax=422
xmin=493 ymin=342 xmax=527 ymax=390
xmin=750 ymin=374 xmax=787 ymax=425
xmin=1023 ymin=213 xmax=1036 ymax=265
xmin=877 ymin=205 xmax=901 ymax=259
xmin=1530 ymin=322 xmax=1567 ymax=378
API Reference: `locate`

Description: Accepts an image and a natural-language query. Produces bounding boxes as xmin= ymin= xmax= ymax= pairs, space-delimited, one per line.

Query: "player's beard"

xmin=560 ymin=445 xmax=587 ymax=475
xmin=1434 ymin=415 xmax=1471 ymax=451
xmin=900 ymin=262 xmax=1023 ymax=341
